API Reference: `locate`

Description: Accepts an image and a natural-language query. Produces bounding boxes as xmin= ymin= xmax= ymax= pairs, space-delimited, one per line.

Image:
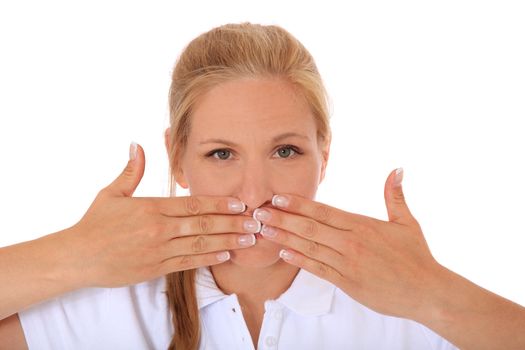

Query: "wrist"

xmin=412 ymin=262 xmax=457 ymax=329
xmin=0 ymin=228 xmax=87 ymax=318
xmin=37 ymin=226 xmax=88 ymax=292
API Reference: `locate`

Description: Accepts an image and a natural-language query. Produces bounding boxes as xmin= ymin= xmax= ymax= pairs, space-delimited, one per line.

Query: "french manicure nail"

xmin=279 ymin=249 xmax=294 ymax=261
xmin=272 ymin=195 xmax=289 ymax=208
xmin=253 ymin=208 xmax=271 ymax=222
xmin=394 ymin=167 xmax=404 ymax=187
xmin=216 ymin=251 xmax=230 ymax=262
xmin=261 ymin=225 xmax=277 ymax=238
xmin=129 ymin=142 xmax=138 ymax=161
xmin=238 ymin=234 xmax=256 ymax=247
xmin=244 ymin=219 xmax=261 ymax=233
xmin=228 ymin=199 xmax=246 ymax=213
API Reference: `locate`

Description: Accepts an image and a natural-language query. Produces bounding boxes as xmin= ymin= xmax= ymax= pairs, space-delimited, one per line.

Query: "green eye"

xmin=213 ymin=150 xmax=231 ymax=160
xmin=276 ymin=147 xmax=295 ymax=158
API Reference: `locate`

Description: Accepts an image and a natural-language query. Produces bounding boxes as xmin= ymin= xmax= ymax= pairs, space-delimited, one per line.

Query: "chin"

xmin=228 ymin=236 xmax=284 ymax=268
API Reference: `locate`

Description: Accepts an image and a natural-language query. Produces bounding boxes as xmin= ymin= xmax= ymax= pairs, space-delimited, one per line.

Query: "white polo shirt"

xmin=19 ymin=267 xmax=457 ymax=349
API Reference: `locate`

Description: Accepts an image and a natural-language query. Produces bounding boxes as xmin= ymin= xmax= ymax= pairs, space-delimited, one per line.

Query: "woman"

xmin=1 ymin=23 xmax=524 ymax=349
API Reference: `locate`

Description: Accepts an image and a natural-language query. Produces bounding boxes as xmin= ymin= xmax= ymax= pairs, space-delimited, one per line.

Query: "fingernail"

xmin=394 ymin=167 xmax=404 ymax=187
xmin=216 ymin=251 xmax=230 ymax=262
xmin=272 ymin=195 xmax=289 ymax=208
xmin=253 ymin=208 xmax=271 ymax=222
xmin=238 ymin=234 xmax=256 ymax=247
xmin=129 ymin=142 xmax=138 ymax=161
xmin=261 ymin=225 xmax=277 ymax=238
xmin=244 ymin=219 xmax=261 ymax=233
xmin=279 ymin=249 xmax=294 ymax=261
xmin=228 ymin=199 xmax=246 ymax=213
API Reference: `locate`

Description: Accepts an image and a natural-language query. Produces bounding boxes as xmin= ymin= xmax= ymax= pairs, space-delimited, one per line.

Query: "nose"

xmin=235 ymin=160 xmax=274 ymax=212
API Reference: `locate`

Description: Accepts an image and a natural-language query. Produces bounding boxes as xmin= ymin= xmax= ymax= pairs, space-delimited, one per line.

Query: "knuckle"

xmin=314 ymin=205 xmax=332 ymax=223
xmin=315 ymin=261 xmax=329 ymax=278
xmin=170 ymin=219 xmax=183 ymax=237
xmin=184 ymin=197 xmax=202 ymax=215
xmin=191 ymin=235 xmax=207 ymax=253
xmin=122 ymin=164 xmax=135 ymax=180
xmin=146 ymin=200 xmax=161 ymax=214
xmin=96 ymin=187 xmax=109 ymax=199
xmin=145 ymin=229 xmax=159 ymax=242
xmin=152 ymin=220 xmax=166 ymax=236
xmin=306 ymin=241 xmax=319 ymax=257
xmin=135 ymin=200 xmax=157 ymax=216
xmin=394 ymin=190 xmax=406 ymax=202
xmin=179 ymin=255 xmax=194 ymax=268
xmin=198 ymin=215 xmax=213 ymax=234
xmin=214 ymin=198 xmax=222 ymax=213
xmin=410 ymin=217 xmax=422 ymax=230
xmin=302 ymin=219 xmax=318 ymax=238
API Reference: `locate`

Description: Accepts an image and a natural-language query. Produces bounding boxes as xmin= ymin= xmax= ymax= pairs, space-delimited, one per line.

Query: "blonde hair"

xmin=165 ymin=22 xmax=331 ymax=350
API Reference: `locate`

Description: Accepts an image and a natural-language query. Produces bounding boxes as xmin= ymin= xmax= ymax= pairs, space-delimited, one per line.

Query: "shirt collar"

xmin=195 ymin=267 xmax=336 ymax=316
xmin=195 ymin=266 xmax=229 ymax=309
xmin=276 ymin=268 xmax=336 ymax=316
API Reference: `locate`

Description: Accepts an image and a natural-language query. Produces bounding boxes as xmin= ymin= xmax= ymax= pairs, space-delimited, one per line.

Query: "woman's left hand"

xmin=253 ymin=168 xmax=445 ymax=321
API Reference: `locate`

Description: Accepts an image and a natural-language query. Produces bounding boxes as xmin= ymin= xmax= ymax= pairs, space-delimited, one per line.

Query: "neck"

xmin=210 ymin=260 xmax=299 ymax=306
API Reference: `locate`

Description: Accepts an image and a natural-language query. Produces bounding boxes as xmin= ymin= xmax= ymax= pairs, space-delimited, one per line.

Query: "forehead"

xmin=189 ymin=77 xmax=317 ymax=141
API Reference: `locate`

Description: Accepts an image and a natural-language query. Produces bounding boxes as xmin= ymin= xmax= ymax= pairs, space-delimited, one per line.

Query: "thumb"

xmin=105 ymin=142 xmax=146 ymax=197
xmin=384 ymin=168 xmax=416 ymax=225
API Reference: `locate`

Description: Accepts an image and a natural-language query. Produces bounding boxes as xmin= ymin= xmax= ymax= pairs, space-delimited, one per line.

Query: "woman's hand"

xmin=254 ymin=168 xmax=525 ymax=350
xmin=53 ymin=143 xmax=259 ymax=289
xmin=0 ymin=143 xmax=259 ymax=321
xmin=252 ymin=168 xmax=443 ymax=321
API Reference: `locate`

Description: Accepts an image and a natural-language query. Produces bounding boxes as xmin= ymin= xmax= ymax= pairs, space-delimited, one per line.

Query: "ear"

xmin=164 ymin=127 xmax=189 ymax=189
xmin=164 ymin=127 xmax=170 ymax=154
xmin=318 ymin=135 xmax=331 ymax=184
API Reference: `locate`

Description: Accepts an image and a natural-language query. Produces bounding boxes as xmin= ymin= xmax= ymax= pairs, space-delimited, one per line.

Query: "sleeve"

xmin=18 ymin=279 xmax=171 ymax=350
xmin=18 ymin=288 xmax=111 ymax=350
xmin=417 ymin=323 xmax=460 ymax=350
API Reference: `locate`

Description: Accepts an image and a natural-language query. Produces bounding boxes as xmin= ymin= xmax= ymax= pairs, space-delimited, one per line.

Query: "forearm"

xmin=0 ymin=228 xmax=82 ymax=320
xmin=418 ymin=264 xmax=525 ymax=350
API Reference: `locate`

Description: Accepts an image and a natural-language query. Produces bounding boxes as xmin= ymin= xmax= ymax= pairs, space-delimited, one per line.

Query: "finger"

xmin=103 ymin=142 xmax=145 ymax=198
xmin=148 ymin=196 xmax=246 ymax=217
xmin=162 ymin=214 xmax=261 ymax=239
xmin=157 ymin=250 xmax=232 ymax=275
xmin=278 ymin=248 xmax=344 ymax=287
xmin=270 ymin=194 xmax=373 ymax=230
xmin=260 ymin=224 xmax=347 ymax=266
xmin=159 ymin=233 xmax=257 ymax=260
xmin=384 ymin=168 xmax=418 ymax=226
xmin=253 ymin=207 xmax=348 ymax=249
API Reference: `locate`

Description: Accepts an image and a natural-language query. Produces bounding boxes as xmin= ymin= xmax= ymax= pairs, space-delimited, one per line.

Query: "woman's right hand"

xmin=54 ymin=143 xmax=257 ymax=289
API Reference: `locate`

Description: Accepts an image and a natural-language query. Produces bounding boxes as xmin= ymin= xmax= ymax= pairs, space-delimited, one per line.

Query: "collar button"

xmin=273 ymin=309 xmax=283 ymax=320
xmin=265 ymin=335 xmax=277 ymax=347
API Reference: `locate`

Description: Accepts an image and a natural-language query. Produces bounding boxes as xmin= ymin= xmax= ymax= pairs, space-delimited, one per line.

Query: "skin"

xmin=255 ymin=182 xmax=525 ymax=350
xmin=1 ymin=77 xmax=524 ymax=349
xmin=0 ymin=135 xmax=264 ymax=348
xmin=172 ymin=76 xmax=525 ymax=349
xmin=172 ymin=76 xmax=329 ymax=344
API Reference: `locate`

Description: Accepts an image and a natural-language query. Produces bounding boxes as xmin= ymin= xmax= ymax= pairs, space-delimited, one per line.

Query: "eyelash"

xmin=206 ymin=145 xmax=303 ymax=160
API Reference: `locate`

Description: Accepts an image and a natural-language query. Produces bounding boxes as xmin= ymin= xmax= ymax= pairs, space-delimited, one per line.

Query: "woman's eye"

xmin=275 ymin=146 xmax=297 ymax=158
xmin=212 ymin=149 xmax=231 ymax=160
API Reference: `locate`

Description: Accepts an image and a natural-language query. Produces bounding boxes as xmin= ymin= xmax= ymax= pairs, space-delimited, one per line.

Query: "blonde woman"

xmin=1 ymin=23 xmax=524 ymax=350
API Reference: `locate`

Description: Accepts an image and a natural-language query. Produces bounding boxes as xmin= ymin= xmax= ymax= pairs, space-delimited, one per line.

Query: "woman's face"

xmin=174 ymin=77 xmax=329 ymax=268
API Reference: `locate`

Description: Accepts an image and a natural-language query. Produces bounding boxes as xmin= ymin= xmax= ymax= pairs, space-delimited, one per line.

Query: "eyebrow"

xmin=199 ymin=132 xmax=310 ymax=146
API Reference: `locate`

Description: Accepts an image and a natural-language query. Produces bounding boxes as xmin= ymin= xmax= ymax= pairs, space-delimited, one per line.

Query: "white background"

xmin=0 ymin=1 xmax=524 ymax=305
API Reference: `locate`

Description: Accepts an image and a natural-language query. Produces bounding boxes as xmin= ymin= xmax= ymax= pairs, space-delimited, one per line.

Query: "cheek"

xmin=184 ymin=164 xmax=240 ymax=196
xmin=272 ymin=162 xmax=321 ymax=199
